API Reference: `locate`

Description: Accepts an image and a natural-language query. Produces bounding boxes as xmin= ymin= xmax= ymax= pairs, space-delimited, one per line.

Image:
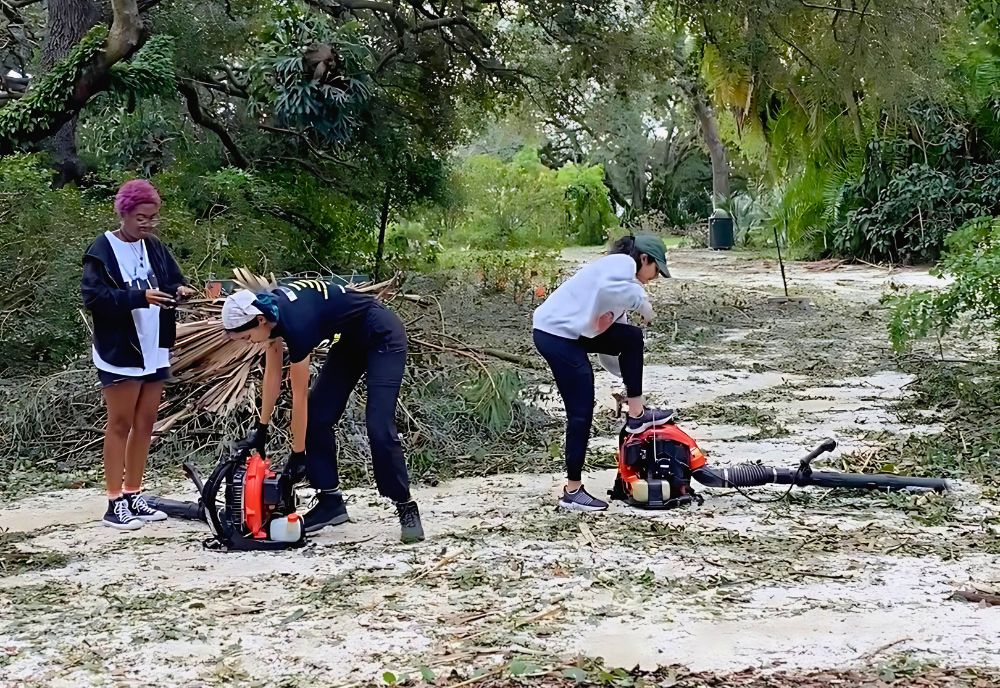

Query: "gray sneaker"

xmin=396 ymin=500 xmax=425 ymax=543
xmin=625 ymin=407 xmax=675 ymax=434
xmin=558 ymin=486 xmax=608 ymax=512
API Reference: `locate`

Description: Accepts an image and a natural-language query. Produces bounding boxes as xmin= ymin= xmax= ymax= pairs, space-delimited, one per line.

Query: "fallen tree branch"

xmin=951 ymin=589 xmax=1000 ymax=606
xmin=410 ymin=336 xmax=538 ymax=370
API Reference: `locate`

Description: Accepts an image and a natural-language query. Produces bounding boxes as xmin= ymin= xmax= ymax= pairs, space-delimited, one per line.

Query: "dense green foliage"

xmin=890 ymin=217 xmax=1000 ymax=350
xmin=441 ymin=147 xmax=616 ymax=249
xmin=692 ymin=2 xmax=1000 ymax=264
xmin=2 ymin=0 xmax=1000 ymax=367
xmin=0 ymin=27 xmax=109 ymax=146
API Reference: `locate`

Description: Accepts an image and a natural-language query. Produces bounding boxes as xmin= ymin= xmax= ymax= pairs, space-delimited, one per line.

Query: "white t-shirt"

xmin=532 ymin=254 xmax=648 ymax=339
xmin=92 ymin=231 xmax=170 ymax=376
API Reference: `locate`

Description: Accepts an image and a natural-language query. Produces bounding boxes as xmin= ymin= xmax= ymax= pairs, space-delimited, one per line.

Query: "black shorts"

xmin=97 ymin=367 xmax=171 ymax=388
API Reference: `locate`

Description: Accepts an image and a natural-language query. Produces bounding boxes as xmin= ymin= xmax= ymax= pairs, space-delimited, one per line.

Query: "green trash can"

xmin=708 ymin=209 xmax=734 ymax=250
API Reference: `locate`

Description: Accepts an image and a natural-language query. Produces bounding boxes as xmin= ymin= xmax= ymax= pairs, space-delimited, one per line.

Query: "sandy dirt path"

xmin=2 ymin=249 xmax=996 ymax=687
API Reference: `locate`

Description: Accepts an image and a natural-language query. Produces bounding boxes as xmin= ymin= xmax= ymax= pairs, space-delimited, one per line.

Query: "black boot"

xmin=396 ymin=500 xmax=425 ymax=543
xmin=303 ymin=490 xmax=349 ymax=533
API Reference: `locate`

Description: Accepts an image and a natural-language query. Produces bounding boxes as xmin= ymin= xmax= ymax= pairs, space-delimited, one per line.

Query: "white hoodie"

xmin=532 ymin=254 xmax=648 ymax=339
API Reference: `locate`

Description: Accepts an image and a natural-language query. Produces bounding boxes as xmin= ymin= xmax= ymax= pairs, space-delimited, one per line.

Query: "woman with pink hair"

xmin=81 ymin=179 xmax=196 ymax=529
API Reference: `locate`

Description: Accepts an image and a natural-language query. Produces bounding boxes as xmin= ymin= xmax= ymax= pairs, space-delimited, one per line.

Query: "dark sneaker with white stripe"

xmin=558 ymin=485 xmax=608 ymax=512
xmin=102 ymin=497 xmax=143 ymax=530
xmin=396 ymin=500 xmax=425 ymax=543
xmin=124 ymin=491 xmax=167 ymax=522
xmin=303 ymin=490 xmax=349 ymax=533
xmin=625 ymin=407 xmax=675 ymax=434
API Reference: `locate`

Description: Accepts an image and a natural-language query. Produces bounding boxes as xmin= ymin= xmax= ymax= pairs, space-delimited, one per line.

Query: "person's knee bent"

xmin=622 ymin=324 xmax=644 ymax=351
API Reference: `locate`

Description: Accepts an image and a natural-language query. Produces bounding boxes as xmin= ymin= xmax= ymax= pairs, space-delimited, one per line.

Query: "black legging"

xmin=533 ymin=323 xmax=644 ymax=481
xmin=305 ymin=305 xmax=411 ymax=502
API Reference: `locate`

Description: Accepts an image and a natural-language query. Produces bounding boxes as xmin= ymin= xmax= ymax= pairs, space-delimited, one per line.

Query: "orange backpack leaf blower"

xmin=146 ymin=446 xmax=306 ymax=551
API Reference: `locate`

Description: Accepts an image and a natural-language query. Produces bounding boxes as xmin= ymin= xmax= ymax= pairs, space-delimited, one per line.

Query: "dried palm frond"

xmin=232 ymin=267 xmax=277 ymax=293
xmin=158 ymin=268 xmax=405 ymax=429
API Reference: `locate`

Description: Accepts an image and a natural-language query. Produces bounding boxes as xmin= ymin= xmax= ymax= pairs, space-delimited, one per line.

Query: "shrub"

xmin=889 ymin=216 xmax=1000 ymax=351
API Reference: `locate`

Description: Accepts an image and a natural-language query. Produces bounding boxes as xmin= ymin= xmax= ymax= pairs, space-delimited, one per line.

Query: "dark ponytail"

xmin=609 ymin=235 xmax=643 ymax=271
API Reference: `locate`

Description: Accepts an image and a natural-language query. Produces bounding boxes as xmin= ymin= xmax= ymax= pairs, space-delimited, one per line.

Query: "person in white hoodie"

xmin=532 ymin=234 xmax=674 ymax=511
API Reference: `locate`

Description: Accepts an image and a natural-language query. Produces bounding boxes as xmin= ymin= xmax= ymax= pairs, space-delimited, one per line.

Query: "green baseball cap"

xmin=633 ymin=234 xmax=671 ymax=278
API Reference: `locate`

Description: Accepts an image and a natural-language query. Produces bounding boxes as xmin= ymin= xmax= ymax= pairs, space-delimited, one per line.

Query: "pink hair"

xmin=114 ymin=179 xmax=161 ymax=217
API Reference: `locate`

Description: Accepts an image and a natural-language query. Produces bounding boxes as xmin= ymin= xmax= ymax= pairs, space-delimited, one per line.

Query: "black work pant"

xmin=533 ymin=324 xmax=644 ymax=481
xmin=305 ymin=305 xmax=411 ymax=503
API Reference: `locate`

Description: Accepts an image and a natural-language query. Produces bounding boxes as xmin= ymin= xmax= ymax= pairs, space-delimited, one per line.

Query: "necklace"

xmin=115 ymin=230 xmax=146 ymax=281
xmin=130 ymin=239 xmax=145 ymax=269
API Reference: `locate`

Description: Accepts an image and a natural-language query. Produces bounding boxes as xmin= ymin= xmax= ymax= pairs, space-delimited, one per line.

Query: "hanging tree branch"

xmin=304 ymin=0 xmax=508 ymax=81
xmin=176 ymin=78 xmax=249 ymax=169
xmin=797 ymin=1 xmax=873 ymax=16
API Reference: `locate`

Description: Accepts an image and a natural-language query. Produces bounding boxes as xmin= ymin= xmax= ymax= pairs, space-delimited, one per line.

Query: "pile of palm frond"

xmin=154 ymin=269 xmax=405 ymax=435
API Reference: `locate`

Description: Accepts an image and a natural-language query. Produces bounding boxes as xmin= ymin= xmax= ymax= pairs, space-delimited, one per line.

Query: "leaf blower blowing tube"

xmin=144 ymin=496 xmax=207 ymax=522
xmin=694 ymin=464 xmax=779 ymax=488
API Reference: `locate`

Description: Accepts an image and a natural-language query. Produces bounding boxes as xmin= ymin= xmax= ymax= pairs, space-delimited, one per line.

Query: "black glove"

xmin=237 ymin=421 xmax=269 ymax=453
xmin=285 ymin=450 xmax=308 ymax=485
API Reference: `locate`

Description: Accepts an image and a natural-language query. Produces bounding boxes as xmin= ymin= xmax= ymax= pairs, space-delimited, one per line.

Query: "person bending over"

xmin=82 ymin=179 xmax=196 ymax=529
xmin=532 ymin=234 xmax=674 ymax=512
xmin=221 ymin=280 xmax=424 ymax=543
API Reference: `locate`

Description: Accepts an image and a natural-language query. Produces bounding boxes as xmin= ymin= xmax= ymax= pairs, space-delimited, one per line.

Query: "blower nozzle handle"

xmin=797 ymin=438 xmax=837 ymax=479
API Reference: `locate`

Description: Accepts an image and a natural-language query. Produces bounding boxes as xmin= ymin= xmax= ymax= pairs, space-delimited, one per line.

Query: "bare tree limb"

xmin=176 ymin=79 xmax=250 ymax=168
xmin=106 ymin=0 xmax=142 ymax=62
xmin=187 ymin=72 xmax=248 ymax=99
xmin=306 ymin=0 xmax=507 ymax=81
xmin=305 ymin=0 xmax=408 ymax=34
xmin=850 ymin=0 xmax=874 ymax=55
xmin=798 ymin=0 xmax=871 ymax=15
xmin=412 ymin=15 xmax=471 ymax=33
xmin=218 ymin=62 xmax=248 ymax=92
xmin=767 ymin=21 xmax=836 ymax=87
xmin=271 ymin=155 xmax=339 ymax=184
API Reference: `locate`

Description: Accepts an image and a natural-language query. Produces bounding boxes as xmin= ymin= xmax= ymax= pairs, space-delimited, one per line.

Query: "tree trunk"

xmin=630 ymin=168 xmax=646 ymax=216
xmin=373 ymin=179 xmax=391 ymax=281
xmin=604 ymin=168 xmax=631 ymax=216
xmin=842 ymin=86 xmax=863 ymax=142
xmin=692 ymin=93 xmax=731 ymax=207
xmin=42 ymin=0 xmax=102 ymax=186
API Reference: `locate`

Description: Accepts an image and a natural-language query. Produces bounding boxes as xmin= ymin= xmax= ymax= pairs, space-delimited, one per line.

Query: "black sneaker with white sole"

xmin=625 ymin=407 xmax=675 ymax=434
xmin=124 ymin=491 xmax=168 ymax=522
xmin=102 ymin=497 xmax=143 ymax=530
xmin=303 ymin=490 xmax=349 ymax=533
xmin=558 ymin=486 xmax=609 ymax=512
xmin=396 ymin=500 xmax=425 ymax=543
